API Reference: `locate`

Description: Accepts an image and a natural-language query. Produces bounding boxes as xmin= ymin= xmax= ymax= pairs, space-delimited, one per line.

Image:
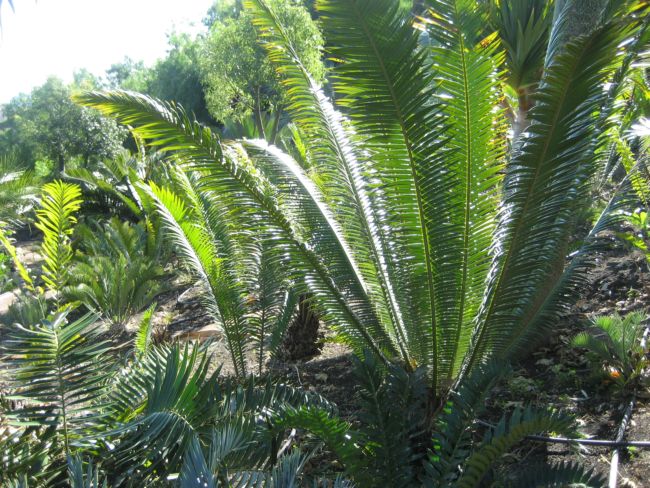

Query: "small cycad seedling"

xmin=573 ymin=311 xmax=649 ymax=390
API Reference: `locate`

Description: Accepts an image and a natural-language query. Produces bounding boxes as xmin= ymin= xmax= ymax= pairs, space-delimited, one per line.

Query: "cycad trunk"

xmin=550 ymin=0 xmax=608 ymax=51
xmin=278 ymin=294 xmax=321 ymax=360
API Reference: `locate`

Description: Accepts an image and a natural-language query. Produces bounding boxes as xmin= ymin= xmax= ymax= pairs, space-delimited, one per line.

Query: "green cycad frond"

xmin=183 ymin=444 xmax=312 ymax=487
xmin=243 ymin=240 xmax=290 ymax=374
xmin=247 ymin=0 xmax=407 ymax=363
xmin=505 ymin=461 xmax=606 ymax=488
xmin=276 ymin=406 xmax=366 ymax=481
xmin=349 ymin=352 xmax=429 ymax=486
xmin=0 ymin=225 xmax=35 ymax=291
xmin=65 ymin=256 xmax=165 ymax=328
xmin=468 ymin=19 xmax=630 ymax=370
xmin=429 ymin=361 xmax=511 ymax=485
xmin=0 ymin=416 xmax=53 ymax=486
xmin=67 ymin=456 xmax=107 ymax=488
xmin=426 ymin=0 xmax=507 ymax=382
xmin=317 ymin=0 xmax=441 ymax=374
xmin=506 ymin=168 xmax=643 ymax=377
xmin=134 ymin=302 xmax=156 ymax=360
xmin=491 ymin=0 xmax=552 ymax=92
xmin=35 ymin=181 xmax=83 ymax=295
xmin=179 ymin=436 xmax=216 ymax=488
xmin=147 ymin=181 xmax=250 ymax=376
xmin=456 ymin=407 xmax=577 ymax=488
xmin=4 ymin=313 xmax=109 ymax=458
xmin=0 ymin=154 xmax=40 ymax=228
xmin=74 ymin=90 xmax=390 ymax=361
xmin=101 ymin=344 xmax=332 ymax=484
xmin=98 ymin=343 xmax=188 ymax=427
xmin=237 ymin=139 xmax=394 ymax=355
xmin=105 ymin=345 xmax=220 ymax=480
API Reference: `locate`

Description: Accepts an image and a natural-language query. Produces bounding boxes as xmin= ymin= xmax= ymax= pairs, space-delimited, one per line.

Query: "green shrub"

xmin=0 ymin=311 xmax=335 ymax=486
xmin=573 ymin=311 xmax=649 ymax=390
xmin=64 ymin=218 xmax=168 ymax=333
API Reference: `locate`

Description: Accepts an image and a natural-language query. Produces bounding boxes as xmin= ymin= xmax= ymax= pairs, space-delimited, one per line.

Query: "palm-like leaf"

xmin=35 ymin=181 xmax=83 ymax=295
xmin=466 ymin=19 xmax=631 ymax=370
xmin=455 ymin=407 xmax=577 ymax=488
xmin=147 ymin=180 xmax=250 ymax=375
xmin=67 ymin=456 xmax=107 ymax=488
xmin=134 ymin=302 xmax=156 ymax=359
xmin=99 ymin=343 xmax=333 ymax=484
xmin=317 ymin=0 xmax=444 ymax=375
xmin=247 ymin=0 xmax=405 ymax=359
xmin=3 ymin=313 xmax=109 ymax=458
xmin=424 ymin=0 xmax=507 ymax=383
xmin=492 ymin=0 xmax=552 ymax=92
xmin=0 ymin=154 xmax=40 ymax=228
xmin=0 ymin=224 xmax=35 ymax=291
xmin=505 ymin=461 xmax=606 ymax=488
xmin=429 ymin=361 xmax=511 ymax=485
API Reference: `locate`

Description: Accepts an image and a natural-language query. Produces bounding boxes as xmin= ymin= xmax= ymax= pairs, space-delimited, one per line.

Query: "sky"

xmin=0 ymin=0 xmax=215 ymax=104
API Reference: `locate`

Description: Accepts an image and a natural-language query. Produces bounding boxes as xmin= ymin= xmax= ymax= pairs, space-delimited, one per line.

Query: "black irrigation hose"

xmin=609 ymin=324 xmax=649 ymax=487
xmin=609 ymin=397 xmax=636 ymax=487
xmin=476 ymin=420 xmax=650 ymax=449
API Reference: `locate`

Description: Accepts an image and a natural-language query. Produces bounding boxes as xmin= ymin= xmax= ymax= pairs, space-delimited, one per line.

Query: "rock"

xmin=0 ymin=290 xmax=21 ymax=315
xmin=173 ymin=323 xmax=222 ymax=341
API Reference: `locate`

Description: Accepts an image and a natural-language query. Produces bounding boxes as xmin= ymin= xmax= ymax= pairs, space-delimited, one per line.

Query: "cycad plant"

xmin=1 ymin=310 xmax=336 ymax=486
xmin=1 ymin=312 xmax=111 ymax=484
xmin=64 ymin=217 xmax=168 ymax=333
xmin=75 ymin=0 xmax=647 ymax=401
xmin=573 ymin=311 xmax=649 ymax=390
xmin=0 ymin=153 xmax=41 ymax=229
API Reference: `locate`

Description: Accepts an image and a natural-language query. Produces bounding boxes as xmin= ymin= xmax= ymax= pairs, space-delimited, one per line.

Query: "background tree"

xmin=199 ymin=0 xmax=325 ymax=139
xmin=147 ymin=32 xmax=214 ymax=124
xmin=107 ymin=36 xmax=214 ymax=125
xmin=106 ymin=57 xmax=152 ymax=92
xmin=0 ymin=77 xmax=127 ymax=173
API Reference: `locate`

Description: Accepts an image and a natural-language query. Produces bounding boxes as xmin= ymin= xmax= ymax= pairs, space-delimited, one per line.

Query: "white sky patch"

xmin=0 ymin=0 xmax=214 ymax=103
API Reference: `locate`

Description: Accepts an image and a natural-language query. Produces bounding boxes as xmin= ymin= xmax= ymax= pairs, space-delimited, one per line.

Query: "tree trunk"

xmin=277 ymin=294 xmax=321 ymax=360
xmin=548 ymin=0 xmax=608 ymax=64
xmin=254 ymin=86 xmax=266 ymax=140
xmin=269 ymin=105 xmax=283 ymax=145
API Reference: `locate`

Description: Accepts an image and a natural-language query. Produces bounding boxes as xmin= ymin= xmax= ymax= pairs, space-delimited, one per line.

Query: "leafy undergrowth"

xmin=264 ymin=242 xmax=650 ymax=485
xmin=2 ymin=235 xmax=649 ymax=484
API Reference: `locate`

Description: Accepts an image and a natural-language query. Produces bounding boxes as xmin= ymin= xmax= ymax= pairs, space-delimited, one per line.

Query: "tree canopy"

xmin=199 ymin=0 xmax=325 ymax=134
xmin=0 ymin=77 xmax=127 ymax=173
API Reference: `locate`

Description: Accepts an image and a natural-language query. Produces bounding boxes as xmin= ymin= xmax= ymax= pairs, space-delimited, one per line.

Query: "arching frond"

xmin=425 ymin=0 xmax=507 ymax=383
xmin=468 ymin=20 xmax=631 ymax=369
xmin=35 ymin=181 xmax=82 ymax=295
xmin=4 ymin=312 xmax=108 ymax=463
xmin=74 ymin=90 xmax=391 ymax=361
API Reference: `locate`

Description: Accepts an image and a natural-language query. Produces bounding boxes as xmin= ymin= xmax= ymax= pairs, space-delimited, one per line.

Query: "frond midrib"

xmin=347 ymin=0 xmax=437 ymax=378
